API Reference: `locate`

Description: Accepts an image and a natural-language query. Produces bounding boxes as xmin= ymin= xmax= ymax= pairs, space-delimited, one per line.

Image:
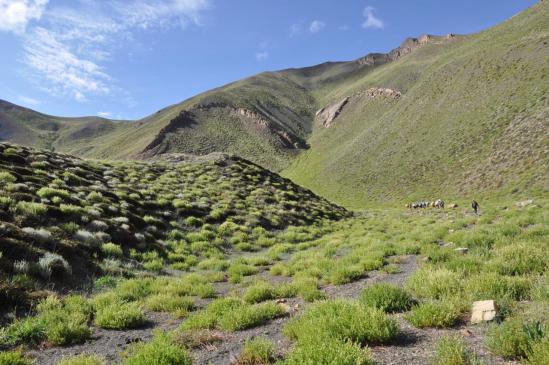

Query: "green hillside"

xmin=0 ymin=142 xmax=347 ymax=315
xmin=284 ymin=1 xmax=549 ymax=207
xmin=1 ymin=2 xmax=547 ymax=207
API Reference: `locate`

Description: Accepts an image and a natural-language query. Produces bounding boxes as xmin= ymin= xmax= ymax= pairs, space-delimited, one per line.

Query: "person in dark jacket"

xmin=472 ymin=200 xmax=479 ymax=215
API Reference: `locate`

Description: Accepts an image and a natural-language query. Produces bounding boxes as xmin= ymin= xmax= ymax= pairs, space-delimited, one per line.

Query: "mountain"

xmin=1 ymin=1 xmax=547 ymax=207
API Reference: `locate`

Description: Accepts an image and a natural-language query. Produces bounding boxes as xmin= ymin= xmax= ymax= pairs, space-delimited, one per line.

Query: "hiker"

xmin=472 ymin=200 xmax=479 ymax=215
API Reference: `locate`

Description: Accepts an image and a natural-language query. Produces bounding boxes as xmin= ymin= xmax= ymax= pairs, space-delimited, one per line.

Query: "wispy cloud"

xmin=18 ymin=95 xmax=41 ymax=105
xmin=1 ymin=0 xmax=212 ymax=103
xmin=309 ymin=20 xmax=326 ymax=33
xmin=362 ymin=6 xmax=384 ymax=29
xmin=98 ymin=111 xmax=112 ymax=118
xmin=0 ymin=0 xmax=48 ymax=34
xmin=289 ymin=22 xmax=302 ymax=38
xmin=255 ymin=51 xmax=269 ymax=61
xmin=23 ymin=27 xmax=111 ymax=102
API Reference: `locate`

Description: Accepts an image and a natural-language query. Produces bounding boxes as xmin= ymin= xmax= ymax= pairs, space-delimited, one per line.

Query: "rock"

xmin=455 ymin=247 xmax=469 ymax=254
xmin=279 ymin=303 xmax=291 ymax=313
xmin=516 ymin=199 xmax=534 ymax=207
xmin=318 ymin=97 xmax=350 ymax=128
xmin=471 ymin=300 xmax=498 ymax=324
xmin=460 ymin=329 xmax=473 ymax=337
xmin=448 ymin=203 xmax=458 ymax=209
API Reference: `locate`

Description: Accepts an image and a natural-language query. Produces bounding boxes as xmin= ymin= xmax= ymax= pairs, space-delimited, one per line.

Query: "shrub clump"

xmin=122 ymin=332 xmax=191 ymax=365
xmin=0 ymin=350 xmax=32 ymax=365
xmin=181 ymin=298 xmax=286 ymax=332
xmin=282 ymin=338 xmax=374 ymax=365
xmin=234 ymin=337 xmax=275 ymax=365
xmin=0 ymin=295 xmax=91 ymax=346
xmin=431 ymin=335 xmax=480 ymax=365
xmin=405 ymin=301 xmax=462 ymax=328
xmin=359 ymin=284 xmax=414 ymax=313
xmin=284 ymin=299 xmax=399 ymax=345
xmin=94 ymin=302 xmax=145 ymax=330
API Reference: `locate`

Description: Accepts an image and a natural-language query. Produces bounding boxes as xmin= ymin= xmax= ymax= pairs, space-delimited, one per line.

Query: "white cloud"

xmin=18 ymin=95 xmax=41 ymax=105
xmin=11 ymin=0 xmax=212 ymax=102
xmin=309 ymin=20 xmax=326 ymax=33
xmin=0 ymin=0 xmax=48 ymax=34
xmin=23 ymin=27 xmax=111 ymax=102
xmin=112 ymin=0 xmax=210 ymax=29
xmin=289 ymin=23 xmax=302 ymax=38
xmin=255 ymin=51 xmax=269 ymax=61
xmin=362 ymin=6 xmax=384 ymax=29
xmin=98 ymin=111 xmax=112 ymax=118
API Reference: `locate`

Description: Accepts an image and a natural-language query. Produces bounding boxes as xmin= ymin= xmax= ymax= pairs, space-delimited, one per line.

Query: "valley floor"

xmin=2 ymin=198 xmax=548 ymax=365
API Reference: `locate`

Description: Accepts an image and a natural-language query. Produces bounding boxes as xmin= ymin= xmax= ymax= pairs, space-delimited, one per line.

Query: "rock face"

xmin=316 ymin=97 xmax=350 ymax=128
xmin=471 ymin=300 xmax=498 ymax=324
xmin=317 ymin=88 xmax=401 ymax=128
xmin=356 ymin=33 xmax=460 ymax=66
xmin=140 ymin=102 xmax=308 ymax=158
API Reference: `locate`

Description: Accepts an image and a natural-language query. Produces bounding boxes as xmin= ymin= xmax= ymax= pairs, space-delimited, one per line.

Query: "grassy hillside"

xmin=284 ymin=1 xmax=549 ymax=207
xmin=1 ymin=2 xmax=547 ymax=206
xmin=0 ymin=142 xmax=347 ymax=316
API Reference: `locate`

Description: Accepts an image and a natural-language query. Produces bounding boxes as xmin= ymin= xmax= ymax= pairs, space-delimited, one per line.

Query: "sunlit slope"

xmin=284 ymin=1 xmax=549 ymax=207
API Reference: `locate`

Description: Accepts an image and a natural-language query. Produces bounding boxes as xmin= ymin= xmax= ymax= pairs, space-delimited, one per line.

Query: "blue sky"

xmin=0 ymin=0 xmax=538 ymax=120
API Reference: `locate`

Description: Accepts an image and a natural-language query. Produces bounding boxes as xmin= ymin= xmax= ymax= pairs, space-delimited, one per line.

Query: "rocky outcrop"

xmin=357 ymin=34 xmax=460 ymax=66
xmin=316 ymin=97 xmax=350 ymax=128
xmin=358 ymin=87 xmax=402 ymax=99
xmin=317 ymin=88 xmax=402 ymax=128
xmin=231 ymin=107 xmax=307 ymax=149
xmin=140 ymin=102 xmax=308 ymax=158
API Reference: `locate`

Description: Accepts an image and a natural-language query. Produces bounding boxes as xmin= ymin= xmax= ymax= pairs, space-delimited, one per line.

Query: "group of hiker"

xmin=406 ymin=199 xmax=481 ymax=215
xmin=406 ymin=199 xmax=445 ymax=209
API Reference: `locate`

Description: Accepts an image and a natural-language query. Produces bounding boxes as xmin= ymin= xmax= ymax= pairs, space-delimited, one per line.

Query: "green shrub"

xmin=217 ymin=302 xmax=286 ymax=331
xmin=122 ymin=332 xmax=191 ymax=365
xmin=0 ymin=316 xmax=46 ymax=345
xmin=431 ymin=335 xmax=479 ymax=365
xmin=282 ymin=338 xmax=374 ymax=365
xmin=284 ymin=300 xmax=398 ymax=345
xmin=328 ymin=266 xmax=364 ymax=285
xmin=37 ymin=187 xmax=71 ymax=200
xmin=101 ymin=243 xmax=123 ymax=257
xmin=465 ymin=272 xmax=533 ymax=302
xmin=406 ymin=267 xmax=462 ymax=299
xmin=0 ymin=350 xmax=31 ymax=365
xmin=406 ymin=301 xmax=462 ymax=328
xmin=94 ymin=302 xmax=145 ymax=329
xmin=228 ymin=262 xmax=258 ymax=283
xmin=0 ymin=171 xmax=17 ymax=185
xmin=143 ymin=259 xmax=164 ymax=272
xmin=1 ymin=295 xmax=91 ymax=346
xmin=486 ymin=318 xmax=546 ymax=360
xmin=15 ymin=201 xmax=48 ymax=215
xmin=360 ymin=284 xmax=414 ymax=313
xmin=57 ymin=354 xmax=106 ymax=365
xmin=181 ymin=298 xmax=285 ymax=332
xmin=145 ymin=294 xmax=194 ymax=315
xmin=527 ymin=337 xmax=549 ymax=365
xmin=235 ymin=337 xmax=275 ymax=364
